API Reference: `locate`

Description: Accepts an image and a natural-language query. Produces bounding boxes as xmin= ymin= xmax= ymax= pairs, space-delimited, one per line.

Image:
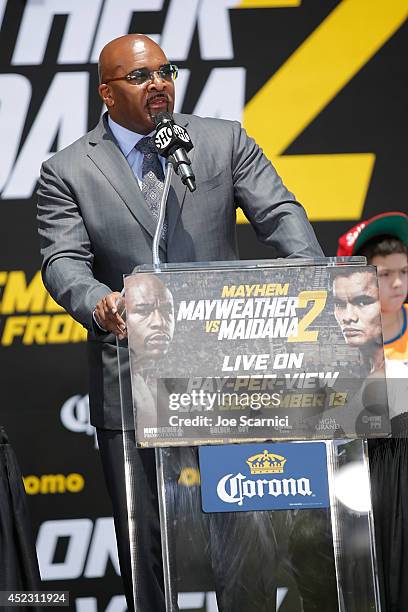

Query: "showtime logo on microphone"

xmin=154 ymin=114 xmax=193 ymax=156
xmin=199 ymin=442 xmax=330 ymax=513
xmin=155 ymin=125 xmax=173 ymax=151
xmin=173 ymin=124 xmax=191 ymax=144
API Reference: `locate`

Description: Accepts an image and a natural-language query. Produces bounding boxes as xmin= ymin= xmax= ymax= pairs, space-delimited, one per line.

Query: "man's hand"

xmin=94 ymin=292 xmax=127 ymax=338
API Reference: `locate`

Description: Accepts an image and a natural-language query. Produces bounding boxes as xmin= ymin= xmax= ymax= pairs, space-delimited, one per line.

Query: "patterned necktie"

xmin=135 ymin=136 xmax=167 ymax=240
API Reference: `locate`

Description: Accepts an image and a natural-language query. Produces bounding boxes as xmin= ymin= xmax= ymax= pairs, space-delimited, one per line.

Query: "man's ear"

xmin=98 ymin=83 xmax=114 ymax=108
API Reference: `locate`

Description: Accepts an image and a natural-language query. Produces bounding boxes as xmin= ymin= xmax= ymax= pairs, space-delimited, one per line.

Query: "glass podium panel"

xmin=156 ymin=439 xmax=380 ymax=612
xmin=116 ymin=258 xmax=389 ymax=611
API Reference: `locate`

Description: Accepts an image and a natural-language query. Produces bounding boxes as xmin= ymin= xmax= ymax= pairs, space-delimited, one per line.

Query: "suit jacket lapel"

xmin=166 ymin=114 xmax=195 ymax=245
xmin=86 ymin=116 xmax=166 ymax=254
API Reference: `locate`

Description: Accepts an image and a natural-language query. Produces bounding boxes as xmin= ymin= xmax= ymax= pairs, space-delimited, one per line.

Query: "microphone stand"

xmin=153 ymin=160 xmax=174 ymax=271
xmin=118 ymin=156 xmax=176 ymax=611
xmin=151 ymin=159 xmax=175 ymax=610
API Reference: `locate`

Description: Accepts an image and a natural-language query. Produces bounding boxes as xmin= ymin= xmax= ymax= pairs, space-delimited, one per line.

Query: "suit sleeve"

xmin=230 ymin=121 xmax=324 ymax=259
xmin=37 ymin=159 xmax=112 ymax=331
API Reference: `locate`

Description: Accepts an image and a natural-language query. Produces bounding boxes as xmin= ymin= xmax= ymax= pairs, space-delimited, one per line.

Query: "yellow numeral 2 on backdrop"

xmin=288 ymin=290 xmax=327 ymax=342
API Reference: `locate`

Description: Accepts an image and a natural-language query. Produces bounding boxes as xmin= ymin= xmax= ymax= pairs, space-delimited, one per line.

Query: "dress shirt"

xmin=108 ymin=116 xmax=166 ymax=188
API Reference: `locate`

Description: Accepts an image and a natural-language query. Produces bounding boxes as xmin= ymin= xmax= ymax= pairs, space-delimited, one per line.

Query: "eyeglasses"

xmin=105 ymin=63 xmax=178 ymax=86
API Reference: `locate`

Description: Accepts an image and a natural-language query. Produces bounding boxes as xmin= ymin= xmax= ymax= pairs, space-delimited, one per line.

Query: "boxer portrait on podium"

xmin=37 ymin=33 xmax=323 ymax=611
xmin=331 ymin=266 xmax=390 ymax=438
xmin=332 ymin=267 xmax=384 ymax=375
xmin=126 ymin=274 xmax=175 ymax=432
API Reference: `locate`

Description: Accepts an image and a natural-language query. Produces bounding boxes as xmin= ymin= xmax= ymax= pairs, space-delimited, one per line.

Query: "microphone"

xmin=153 ymin=112 xmax=196 ymax=192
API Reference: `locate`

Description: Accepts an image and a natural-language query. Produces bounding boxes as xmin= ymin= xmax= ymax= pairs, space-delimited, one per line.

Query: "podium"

xmin=116 ymin=257 xmax=389 ymax=611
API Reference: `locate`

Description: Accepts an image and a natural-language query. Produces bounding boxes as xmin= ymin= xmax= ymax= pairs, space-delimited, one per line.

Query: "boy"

xmin=337 ymin=211 xmax=408 ymax=368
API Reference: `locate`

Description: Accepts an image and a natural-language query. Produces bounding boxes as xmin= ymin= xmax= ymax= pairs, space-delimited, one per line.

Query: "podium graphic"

xmin=117 ymin=258 xmax=387 ymax=611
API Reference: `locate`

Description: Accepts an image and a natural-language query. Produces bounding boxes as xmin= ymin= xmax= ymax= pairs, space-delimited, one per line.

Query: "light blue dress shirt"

xmin=108 ymin=116 xmax=166 ymax=187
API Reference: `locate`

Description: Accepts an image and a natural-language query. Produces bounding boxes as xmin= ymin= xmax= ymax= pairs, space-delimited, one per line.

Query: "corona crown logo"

xmin=246 ymin=450 xmax=287 ymax=475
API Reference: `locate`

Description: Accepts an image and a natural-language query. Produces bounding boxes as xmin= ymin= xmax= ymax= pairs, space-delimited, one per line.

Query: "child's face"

xmin=371 ymin=253 xmax=408 ymax=314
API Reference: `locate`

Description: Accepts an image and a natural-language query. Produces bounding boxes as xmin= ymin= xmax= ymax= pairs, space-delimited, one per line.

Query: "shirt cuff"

xmin=93 ymin=310 xmax=107 ymax=332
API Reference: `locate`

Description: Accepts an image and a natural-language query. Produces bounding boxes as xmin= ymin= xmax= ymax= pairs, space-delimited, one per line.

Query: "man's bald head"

xmin=98 ymin=34 xmax=175 ymax=134
xmin=98 ymin=34 xmax=161 ymax=83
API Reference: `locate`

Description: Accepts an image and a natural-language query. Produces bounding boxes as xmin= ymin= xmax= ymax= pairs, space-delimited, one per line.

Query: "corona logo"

xmin=216 ymin=472 xmax=312 ymax=507
xmin=216 ymin=448 xmax=312 ymax=507
xmin=246 ymin=450 xmax=287 ymax=475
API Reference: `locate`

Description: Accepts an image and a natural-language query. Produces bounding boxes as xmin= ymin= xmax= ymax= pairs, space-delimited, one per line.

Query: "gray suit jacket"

xmin=37 ymin=112 xmax=323 ymax=428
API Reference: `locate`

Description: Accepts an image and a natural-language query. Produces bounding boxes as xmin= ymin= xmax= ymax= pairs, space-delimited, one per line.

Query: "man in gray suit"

xmin=37 ymin=33 xmax=323 ymax=611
